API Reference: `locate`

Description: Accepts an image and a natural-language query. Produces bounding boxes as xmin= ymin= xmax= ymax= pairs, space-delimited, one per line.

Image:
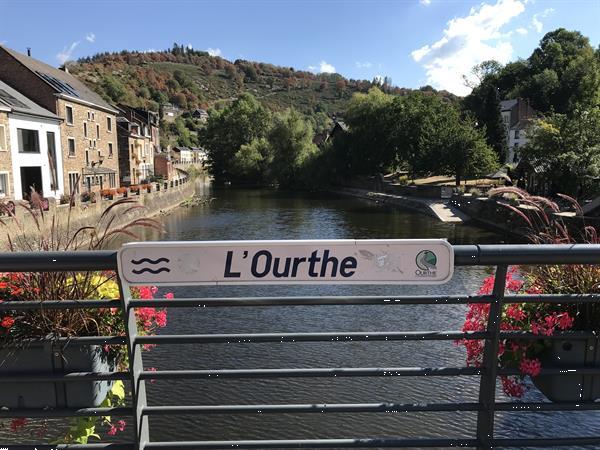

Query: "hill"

xmin=68 ymin=44 xmax=459 ymax=145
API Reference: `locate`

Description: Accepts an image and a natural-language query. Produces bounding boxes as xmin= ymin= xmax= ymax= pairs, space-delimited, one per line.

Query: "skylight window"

xmin=35 ymin=71 xmax=80 ymax=98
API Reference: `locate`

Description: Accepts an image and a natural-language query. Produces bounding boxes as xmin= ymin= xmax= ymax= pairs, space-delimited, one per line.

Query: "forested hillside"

xmin=69 ymin=44 xmax=458 ymax=118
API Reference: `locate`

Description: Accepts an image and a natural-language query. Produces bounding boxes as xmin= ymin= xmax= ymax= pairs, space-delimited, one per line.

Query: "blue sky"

xmin=1 ymin=0 xmax=598 ymax=95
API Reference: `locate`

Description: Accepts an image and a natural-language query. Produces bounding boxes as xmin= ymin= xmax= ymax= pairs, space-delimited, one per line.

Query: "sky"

xmin=0 ymin=0 xmax=599 ymax=96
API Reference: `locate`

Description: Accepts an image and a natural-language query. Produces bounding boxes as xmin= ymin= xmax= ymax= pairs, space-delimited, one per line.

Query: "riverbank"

xmin=334 ymin=187 xmax=468 ymax=223
xmin=0 ymin=179 xmax=195 ymax=248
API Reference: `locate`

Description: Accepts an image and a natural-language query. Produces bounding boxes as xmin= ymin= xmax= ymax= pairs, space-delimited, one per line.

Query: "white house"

xmin=0 ymin=80 xmax=63 ymax=201
xmin=500 ymin=98 xmax=536 ymax=164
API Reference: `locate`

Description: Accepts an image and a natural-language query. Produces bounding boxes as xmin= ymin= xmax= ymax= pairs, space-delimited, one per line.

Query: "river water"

xmin=7 ymin=181 xmax=599 ymax=448
xmin=138 ymin=183 xmax=598 ymax=448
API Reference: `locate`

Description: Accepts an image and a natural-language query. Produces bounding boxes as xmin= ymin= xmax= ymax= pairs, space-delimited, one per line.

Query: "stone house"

xmin=116 ymin=105 xmax=158 ymax=186
xmin=0 ymin=46 xmax=119 ymax=197
xmin=0 ymin=80 xmax=63 ymax=201
xmin=500 ymin=98 xmax=536 ymax=164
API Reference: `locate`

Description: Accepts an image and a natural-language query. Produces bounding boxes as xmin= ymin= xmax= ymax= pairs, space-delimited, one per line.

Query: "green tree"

xmin=102 ymin=75 xmax=126 ymax=102
xmin=201 ymin=93 xmax=271 ymax=182
xmin=521 ymin=107 xmax=600 ymax=196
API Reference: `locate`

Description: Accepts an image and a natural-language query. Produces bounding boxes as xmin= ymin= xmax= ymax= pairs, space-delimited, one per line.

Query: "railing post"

xmin=476 ymin=264 xmax=507 ymax=449
xmin=119 ymin=278 xmax=149 ymax=450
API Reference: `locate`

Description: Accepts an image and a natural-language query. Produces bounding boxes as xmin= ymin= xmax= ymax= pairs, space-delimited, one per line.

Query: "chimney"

xmin=26 ymin=47 xmax=31 ymax=57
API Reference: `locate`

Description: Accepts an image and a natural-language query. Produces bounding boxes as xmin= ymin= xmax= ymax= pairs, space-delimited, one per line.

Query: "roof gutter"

xmin=56 ymin=93 xmax=119 ymax=114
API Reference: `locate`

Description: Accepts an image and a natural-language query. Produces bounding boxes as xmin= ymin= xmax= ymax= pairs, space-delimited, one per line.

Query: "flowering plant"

xmin=459 ymin=188 xmax=600 ymax=397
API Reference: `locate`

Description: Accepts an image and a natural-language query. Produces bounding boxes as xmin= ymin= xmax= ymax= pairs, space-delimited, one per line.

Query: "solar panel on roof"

xmin=0 ymin=89 xmax=30 ymax=109
xmin=35 ymin=71 xmax=80 ymax=98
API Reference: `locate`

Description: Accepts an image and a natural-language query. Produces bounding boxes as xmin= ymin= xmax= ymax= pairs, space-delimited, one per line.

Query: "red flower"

xmin=164 ymin=292 xmax=174 ymax=299
xmin=520 ymin=358 xmax=542 ymax=377
xmin=1 ymin=316 xmax=15 ymax=329
xmin=10 ymin=417 xmax=27 ymax=432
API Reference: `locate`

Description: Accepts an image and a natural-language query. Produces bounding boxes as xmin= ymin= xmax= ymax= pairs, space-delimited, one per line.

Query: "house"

xmin=171 ymin=146 xmax=194 ymax=163
xmin=0 ymin=80 xmax=63 ymax=201
xmin=162 ymin=104 xmax=182 ymax=123
xmin=190 ymin=146 xmax=208 ymax=164
xmin=116 ymin=105 xmax=159 ymax=186
xmin=153 ymin=153 xmax=174 ymax=181
xmin=0 ymin=46 xmax=119 ymax=196
xmin=500 ymin=98 xmax=536 ymax=164
xmin=191 ymin=108 xmax=209 ymax=122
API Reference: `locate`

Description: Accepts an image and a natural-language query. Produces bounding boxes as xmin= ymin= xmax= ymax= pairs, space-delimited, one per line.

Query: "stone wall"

xmin=0 ymin=111 xmax=13 ymax=198
xmin=0 ymin=177 xmax=195 ymax=249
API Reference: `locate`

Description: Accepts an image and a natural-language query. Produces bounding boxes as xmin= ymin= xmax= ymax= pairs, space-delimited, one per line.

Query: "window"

xmin=17 ymin=128 xmax=40 ymax=153
xmin=108 ymin=142 xmax=113 ymax=158
xmin=66 ymin=105 xmax=74 ymax=125
xmin=91 ymin=112 xmax=95 ymax=121
xmin=514 ymin=130 xmax=520 ymax=139
xmin=96 ymin=124 xmax=100 ymax=138
xmin=0 ymin=172 xmax=8 ymax=197
xmin=68 ymin=172 xmax=80 ymax=195
xmin=83 ymin=122 xmax=88 ymax=138
xmin=109 ymin=173 xmax=116 ymax=188
xmin=0 ymin=125 xmax=6 ymax=151
xmin=47 ymin=132 xmax=59 ymax=191
xmin=85 ymin=149 xmax=90 ymax=166
xmin=87 ymin=111 xmax=91 ymax=120
xmin=93 ymin=139 xmax=96 ymax=148
xmin=68 ymin=138 xmax=76 ymax=157
xmin=107 ymin=117 xmax=112 ymax=132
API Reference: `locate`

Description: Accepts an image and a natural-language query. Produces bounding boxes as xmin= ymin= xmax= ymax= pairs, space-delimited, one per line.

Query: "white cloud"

xmin=308 ymin=60 xmax=336 ymax=73
xmin=531 ymin=8 xmax=554 ymax=33
xmin=85 ymin=33 xmax=95 ymax=43
xmin=411 ymin=0 xmax=526 ymax=95
xmin=515 ymin=27 xmax=528 ymax=35
xmin=420 ymin=0 xmax=432 ymax=5
xmin=56 ymin=41 xmax=79 ymax=64
xmin=207 ymin=47 xmax=222 ymax=57
xmin=356 ymin=61 xmax=373 ymax=68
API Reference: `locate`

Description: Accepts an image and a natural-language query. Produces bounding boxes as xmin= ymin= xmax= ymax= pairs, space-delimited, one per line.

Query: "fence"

xmin=0 ymin=243 xmax=599 ymax=449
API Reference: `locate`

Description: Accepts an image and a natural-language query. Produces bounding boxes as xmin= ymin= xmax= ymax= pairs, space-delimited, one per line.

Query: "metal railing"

xmin=0 ymin=244 xmax=599 ymax=449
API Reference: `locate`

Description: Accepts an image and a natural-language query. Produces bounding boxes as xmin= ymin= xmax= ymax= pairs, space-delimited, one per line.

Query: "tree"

xmin=521 ymin=107 xmax=600 ymax=197
xmin=201 ymin=93 xmax=271 ymax=182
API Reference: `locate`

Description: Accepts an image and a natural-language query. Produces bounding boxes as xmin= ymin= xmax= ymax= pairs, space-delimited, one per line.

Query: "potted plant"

xmin=100 ymin=188 xmax=116 ymax=200
xmin=0 ymin=191 xmax=170 ymax=442
xmin=129 ymin=185 xmax=140 ymax=196
xmin=141 ymin=183 xmax=152 ymax=194
xmin=116 ymin=187 xmax=128 ymax=198
xmin=458 ymin=187 xmax=600 ymax=401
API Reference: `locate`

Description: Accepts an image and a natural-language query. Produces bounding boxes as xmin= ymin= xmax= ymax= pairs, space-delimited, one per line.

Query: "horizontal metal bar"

xmin=456 ymin=244 xmax=600 ymax=266
xmin=142 ymin=402 xmax=482 ymax=416
xmin=499 ymin=367 xmax=600 ymax=376
xmin=0 ymin=299 xmax=121 ymax=311
xmin=499 ymin=330 xmax=596 ymax=340
xmin=0 ymin=245 xmax=597 ymax=274
xmin=135 ymin=331 xmax=489 ymax=345
xmin=495 ymin=402 xmax=600 ymax=411
xmin=0 ymin=250 xmax=117 ymax=272
xmin=9 ymin=446 xmax=134 ymax=450
xmin=0 ymin=371 xmax=129 ymax=382
xmin=140 ymin=367 xmax=482 ymax=380
xmin=0 ymin=336 xmax=126 ymax=346
xmin=0 ymin=406 xmax=132 ymax=418
xmin=493 ymin=437 xmax=600 ymax=447
xmin=505 ymin=294 xmax=600 ymax=304
xmin=145 ymin=438 xmax=479 ymax=449
xmin=129 ymin=295 xmax=490 ymax=308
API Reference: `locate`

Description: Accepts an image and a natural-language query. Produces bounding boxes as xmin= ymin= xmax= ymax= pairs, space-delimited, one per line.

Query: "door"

xmin=20 ymin=166 xmax=43 ymax=200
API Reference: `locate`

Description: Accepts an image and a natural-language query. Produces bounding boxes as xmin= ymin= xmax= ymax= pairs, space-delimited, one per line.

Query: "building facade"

xmin=500 ymin=98 xmax=536 ymax=164
xmin=0 ymin=46 xmax=119 ymax=197
xmin=0 ymin=80 xmax=63 ymax=201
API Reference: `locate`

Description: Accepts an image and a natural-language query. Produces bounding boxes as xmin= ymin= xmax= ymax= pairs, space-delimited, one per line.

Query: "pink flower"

xmin=151 ymin=286 xmax=158 ymax=294
xmin=164 ymin=292 xmax=174 ymax=299
xmin=10 ymin=417 xmax=27 ymax=432
xmin=1 ymin=316 xmax=15 ymax=329
xmin=501 ymin=375 xmax=526 ymax=397
xmin=520 ymin=358 xmax=542 ymax=377
xmin=107 ymin=424 xmax=117 ymax=436
xmin=556 ymin=312 xmax=574 ymax=330
xmin=505 ymin=305 xmax=526 ymax=321
xmin=117 ymin=419 xmax=127 ymax=431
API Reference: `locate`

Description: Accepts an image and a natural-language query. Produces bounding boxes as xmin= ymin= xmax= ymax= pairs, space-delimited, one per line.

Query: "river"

xmin=6 ymin=182 xmax=598 ymax=448
xmin=139 ymin=183 xmax=598 ymax=449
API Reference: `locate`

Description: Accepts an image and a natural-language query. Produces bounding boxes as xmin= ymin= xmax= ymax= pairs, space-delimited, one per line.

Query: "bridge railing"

xmin=0 ymin=244 xmax=599 ymax=449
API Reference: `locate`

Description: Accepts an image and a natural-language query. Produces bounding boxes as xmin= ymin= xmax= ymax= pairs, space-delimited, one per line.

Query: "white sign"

xmin=118 ymin=239 xmax=454 ymax=286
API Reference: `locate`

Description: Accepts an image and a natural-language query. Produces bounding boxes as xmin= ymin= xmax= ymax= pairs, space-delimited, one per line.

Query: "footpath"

xmin=335 ymin=188 xmax=470 ymax=223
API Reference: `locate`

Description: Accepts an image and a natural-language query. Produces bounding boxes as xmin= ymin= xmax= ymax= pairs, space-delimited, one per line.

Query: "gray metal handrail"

xmin=0 ymin=244 xmax=599 ymax=449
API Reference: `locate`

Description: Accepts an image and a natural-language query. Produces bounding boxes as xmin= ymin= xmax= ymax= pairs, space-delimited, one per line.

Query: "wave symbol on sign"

xmin=131 ymin=257 xmax=171 ymax=274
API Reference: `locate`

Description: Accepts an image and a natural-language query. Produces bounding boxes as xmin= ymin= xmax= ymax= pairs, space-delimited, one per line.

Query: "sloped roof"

xmin=0 ymin=46 xmax=117 ymax=113
xmin=0 ymin=80 xmax=59 ymax=120
xmin=500 ymin=99 xmax=518 ymax=111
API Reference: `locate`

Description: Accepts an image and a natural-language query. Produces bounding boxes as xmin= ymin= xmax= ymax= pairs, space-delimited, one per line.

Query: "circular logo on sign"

xmin=416 ymin=250 xmax=437 ymax=271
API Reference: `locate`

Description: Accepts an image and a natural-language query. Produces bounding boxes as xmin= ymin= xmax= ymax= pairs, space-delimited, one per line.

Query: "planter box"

xmin=0 ymin=343 xmax=114 ymax=408
xmin=533 ymin=337 xmax=600 ymax=402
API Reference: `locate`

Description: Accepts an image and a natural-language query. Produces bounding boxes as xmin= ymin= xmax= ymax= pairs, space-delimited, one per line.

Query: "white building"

xmin=500 ymin=98 xmax=536 ymax=165
xmin=0 ymin=80 xmax=63 ymax=201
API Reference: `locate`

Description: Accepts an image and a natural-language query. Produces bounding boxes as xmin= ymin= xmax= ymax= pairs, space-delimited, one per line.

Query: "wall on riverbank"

xmin=0 ymin=179 xmax=195 ymax=249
